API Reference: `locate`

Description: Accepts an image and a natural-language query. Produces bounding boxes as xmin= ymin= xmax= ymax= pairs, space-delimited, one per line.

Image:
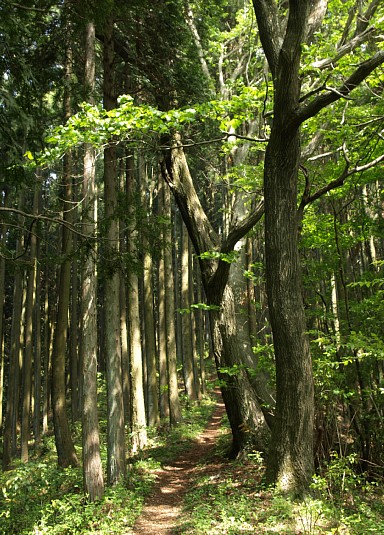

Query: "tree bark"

xmin=81 ymin=20 xmax=104 ymax=498
xmin=163 ymin=181 xmax=182 ymax=423
xmin=2 ymin=193 xmax=25 ymax=469
xmin=253 ymin=0 xmax=314 ymax=493
xmin=141 ymin=163 xmax=159 ymax=427
xmin=127 ymin=157 xmax=147 ymax=452
xmin=181 ymin=223 xmax=198 ymax=401
xmin=103 ymin=17 xmax=125 ymax=487
xmin=21 ymin=182 xmax=40 ymax=462
xmin=161 ymin=134 xmax=269 ymax=455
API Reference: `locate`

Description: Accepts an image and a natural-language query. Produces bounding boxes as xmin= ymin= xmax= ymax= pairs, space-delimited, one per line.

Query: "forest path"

xmin=131 ymin=395 xmax=227 ymax=534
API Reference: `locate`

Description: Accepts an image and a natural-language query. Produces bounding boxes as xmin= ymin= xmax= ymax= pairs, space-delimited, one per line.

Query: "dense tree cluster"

xmin=0 ymin=0 xmax=383 ymax=500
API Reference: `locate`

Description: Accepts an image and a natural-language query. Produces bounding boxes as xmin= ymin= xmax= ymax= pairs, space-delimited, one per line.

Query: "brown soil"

xmin=131 ymin=397 xmax=227 ymax=535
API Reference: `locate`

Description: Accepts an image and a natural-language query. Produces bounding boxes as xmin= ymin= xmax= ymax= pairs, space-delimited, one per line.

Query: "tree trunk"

xmin=21 ymin=182 xmax=40 ymax=462
xmin=81 ymin=20 xmax=104 ymax=498
xmin=161 ymin=133 xmax=269 ymax=454
xmin=141 ymin=165 xmax=159 ymax=427
xmin=0 ymin=187 xmax=8 ymax=430
xmin=163 ymin=181 xmax=182 ymax=423
xmin=2 ymin=200 xmax=24 ymax=468
xmin=103 ymin=17 xmax=125 ymax=487
xmin=263 ymin=126 xmax=314 ymax=491
xmin=33 ymin=244 xmax=42 ymax=449
xmin=158 ymin=179 xmax=170 ymax=419
xmin=252 ymin=0 xmax=315 ymax=493
xmin=181 ymin=224 xmax=198 ymax=401
xmin=127 ymin=157 xmax=147 ymax=452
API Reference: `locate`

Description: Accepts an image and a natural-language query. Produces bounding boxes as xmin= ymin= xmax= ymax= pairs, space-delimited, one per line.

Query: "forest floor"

xmin=131 ymin=395 xmax=227 ymax=534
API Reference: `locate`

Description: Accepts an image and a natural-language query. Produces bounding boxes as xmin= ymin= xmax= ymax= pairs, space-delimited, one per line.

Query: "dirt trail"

xmin=131 ymin=397 xmax=226 ymax=534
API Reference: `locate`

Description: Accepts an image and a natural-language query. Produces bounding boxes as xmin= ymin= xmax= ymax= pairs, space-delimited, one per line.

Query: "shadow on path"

xmin=132 ymin=397 xmax=226 ymax=534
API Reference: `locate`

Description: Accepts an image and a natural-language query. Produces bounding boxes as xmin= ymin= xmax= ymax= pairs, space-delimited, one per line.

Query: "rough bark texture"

xmin=127 ymin=158 xmax=147 ymax=453
xmin=253 ymin=0 xmax=315 ymax=493
xmin=52 ymin=155 xmax=79 ymax=468
xmin=81 ymin=20 xmax=103 ymax=499
xmin=163 ymin=182 xmax=182 ymax=424
xmin=161 ymin=134 xmax=269 ymax=455
xmin=141 ymin=166 xmax=159 ymax=427
xmin=21 ymin=185 xmax=39 ymax=462
xmin=104 ymin=18 xmax=125 ymax=487
xmin=181 ymin=224 xmax=198 ymax=401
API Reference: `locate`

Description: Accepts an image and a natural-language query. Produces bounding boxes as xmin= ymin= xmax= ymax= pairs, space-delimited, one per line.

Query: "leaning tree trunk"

xmin=161 ymin=133 xmax=269 ymax=455
xmin=207 ymin=284 xmax=270 ymax=455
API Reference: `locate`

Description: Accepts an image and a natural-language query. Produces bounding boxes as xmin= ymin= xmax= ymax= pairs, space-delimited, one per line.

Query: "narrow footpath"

xmin=131 ymin=397 xmax=226 ymax=534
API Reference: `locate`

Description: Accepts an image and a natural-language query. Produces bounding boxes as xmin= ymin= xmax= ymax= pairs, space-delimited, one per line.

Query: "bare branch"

xmin=222 ymin=200 xmax=264 ymax=253
xmin=312 ymin=26 xmax=376 ymax=69
xmin=11 ymin=2 xmax=51 ymax=12
xmin=0 ymin=207 xmax=91 ymax=240
xmin=300 ymin=152 xmax=384 ymax=208
xmin=296 ymin=50 xmax=384 ymax=126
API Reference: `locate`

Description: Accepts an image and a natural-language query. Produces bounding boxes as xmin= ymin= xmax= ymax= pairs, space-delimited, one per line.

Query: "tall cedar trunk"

xmin=163 ymin=181 xmax=182 ymax=423
xmin=70 ymin=224 xmax=79 ymax=423
xmin=51 ymin=173 xmax=79 ymax=467
xmin=33 ymin=247 xmax=41 ymax=449
xmin=81 ymin=20 xmax=104 ymax=498
xmin=51 ymin=35 xmax=78 ymax=469
xmin=42 ymin=258 xmax=53 ymax=436
xmin=195 ymin=270 xmax=206 ymax=395
xmin=181 ymin=224 xmax=198 ymax=400
xmin=158 ymin=178 xmax=170 ymax=419
xmin=127 ymin=157 xmax=147 ymax=452
xmin=2 ymin=193 xmax=25 ymax=468
xmin=189 ymin=242 xmax=202 ymax=400
xmin=103 ymin=18 xmax=126 ymax=486
xmin=21 ymin=183 xmax=40 ymax=462
xmin=0 ymin=187 xmax=8 ymax=430
xmin=141 ymin=164 xmax=159 ymax=427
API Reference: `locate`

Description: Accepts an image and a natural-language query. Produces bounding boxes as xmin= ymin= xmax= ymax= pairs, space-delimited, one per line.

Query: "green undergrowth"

xmin=0 ymin=395 xmax=216 ymax=535
xmin=177 ymin=433 xmax=384 ymax=535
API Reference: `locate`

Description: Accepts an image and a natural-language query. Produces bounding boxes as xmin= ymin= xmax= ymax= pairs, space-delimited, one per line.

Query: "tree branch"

xmin=0 ymin=207 xmax=92 ymax=240
xmin=222 ymin=200 xmax=264 ymax=253
xmin=251 ymin=0 xmax=282 ymax=77
xmin=300 ymin=152 xmax=384 ymax=209
xmin=312 ymin=26 xmax=376 ymax=69
xmin=295 ymin=50 xmax=384 ymax=126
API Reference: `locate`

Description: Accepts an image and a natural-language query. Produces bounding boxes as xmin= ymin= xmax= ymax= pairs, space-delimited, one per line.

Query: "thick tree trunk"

xmin=208 ymin=284 xmax=270 ymax=455
xmin=252 ymin=0 xmax=315 ymax=494
xmin=263 ymin=128 xmax=314 ymax=492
